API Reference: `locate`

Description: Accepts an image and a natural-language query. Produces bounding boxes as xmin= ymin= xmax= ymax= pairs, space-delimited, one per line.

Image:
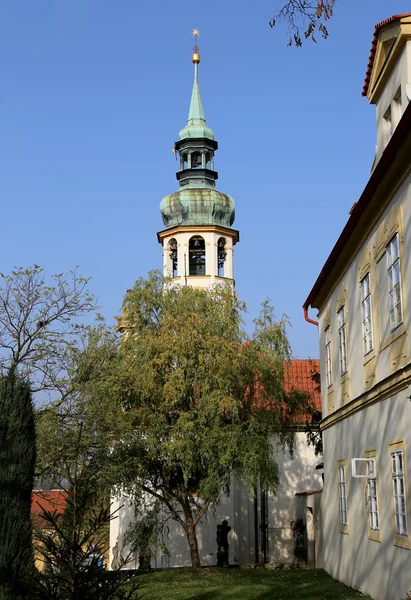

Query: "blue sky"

xmin=1 ymin=0 xmax=409 ymax=358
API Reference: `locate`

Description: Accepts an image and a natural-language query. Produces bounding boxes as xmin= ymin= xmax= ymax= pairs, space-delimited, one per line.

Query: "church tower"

xmin=158 ymin=31 xmax=239 ymax=287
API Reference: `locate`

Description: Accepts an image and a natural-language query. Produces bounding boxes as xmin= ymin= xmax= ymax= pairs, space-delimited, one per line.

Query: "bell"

xmin=193 ymin=239 xmax=201 ymax=249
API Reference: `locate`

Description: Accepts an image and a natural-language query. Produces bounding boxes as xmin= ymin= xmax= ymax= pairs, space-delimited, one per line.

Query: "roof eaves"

xmin=303 ymin=100 xmax=411 ymax=312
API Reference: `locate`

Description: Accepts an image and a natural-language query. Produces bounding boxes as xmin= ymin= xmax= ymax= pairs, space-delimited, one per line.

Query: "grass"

xmin=136 ymin=567 xmax=373 ymax=599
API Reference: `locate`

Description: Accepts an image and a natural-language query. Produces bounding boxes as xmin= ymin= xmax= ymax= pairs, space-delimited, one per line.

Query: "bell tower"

xmin=158 ymin=30 xmax=239 ymax=287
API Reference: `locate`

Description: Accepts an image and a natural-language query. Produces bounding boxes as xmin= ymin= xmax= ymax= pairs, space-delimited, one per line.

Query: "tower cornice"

xmin=157 ymin=224 xmax=240 ymax=245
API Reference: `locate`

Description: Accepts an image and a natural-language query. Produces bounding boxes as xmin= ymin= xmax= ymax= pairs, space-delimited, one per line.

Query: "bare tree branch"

xmin=269 ymin=0 xmax=336 ymax=46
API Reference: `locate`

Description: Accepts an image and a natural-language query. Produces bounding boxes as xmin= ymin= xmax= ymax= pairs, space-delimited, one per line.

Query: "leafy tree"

xmin=0 ymin=266 xmax=96 ymax=398
xmin=34 ymin=398 xmax=140 ymax=600
xmin=102 ymin=272 xmax=308 ymax=568
xmin=32 ymin=468 xmax=140 ymax=600
xmin=0 ymin=370 xmax=36 ymax=599
xmin=270 ymin=0 xmax=336 ymax=46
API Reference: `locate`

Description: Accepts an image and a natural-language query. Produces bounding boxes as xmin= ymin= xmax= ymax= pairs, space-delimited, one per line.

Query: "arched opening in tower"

xmin=217 ymin=237 xmax=227 ymax=277
xmin=189 ymin=236 xmax=206 ymax=276
xmin=169 ymin=238 xmax=178 ymax=278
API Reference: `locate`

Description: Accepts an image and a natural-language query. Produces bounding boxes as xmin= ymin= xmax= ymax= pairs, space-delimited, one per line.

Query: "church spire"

xmin=179 ymin=29 xmax=214 ymax=141
xmin=158 ymin=29 xmax=239 ymax=286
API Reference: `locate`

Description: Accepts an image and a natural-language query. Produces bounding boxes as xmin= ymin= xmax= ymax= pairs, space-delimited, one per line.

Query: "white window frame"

xmin=387 ymin=233 xmax=403 ymax=331
xmin=361 ymin=273 xmax=373 ymax=355
xmin=325 ymin=326 xmax=332 ymax=388
xmin=337 ymin=306 xmax=347 ymax=376
xmin=338 ymin=464 xmax=348 ymax=527
xmin=392 ymin=449 xmax=408 ymax=537
xmin=367 ymin=459 xmax=379 ymax=532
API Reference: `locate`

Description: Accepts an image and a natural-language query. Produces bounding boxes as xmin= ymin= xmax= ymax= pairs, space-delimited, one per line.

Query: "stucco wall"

xmin=318 ymin=168 xmax=411 ymax=419
xmin=109 ymin=432 xmax=322 ymax=569
xmin=375 ymin=43 xmax=409 ymax=163
xmin=162 ymin=229 xmax=235 ymax=285
xmin=321 ymin=390 xmax=411 ymax=600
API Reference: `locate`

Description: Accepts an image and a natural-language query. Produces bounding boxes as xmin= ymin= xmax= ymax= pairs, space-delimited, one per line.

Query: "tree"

xmin=32 ymin=457 xmax=140 ymax=600
xmin=0 ymin=266 xmax=96 ymax=399
xmin=0 ymin=370 xmax=36 ymax=599
xmin=34 ymin=348 xmax=141 ymax=600
xmin=270 ymin=0 xmax=336 ymax=46
xmin=101 ymin=272 xmax=308 ymax=568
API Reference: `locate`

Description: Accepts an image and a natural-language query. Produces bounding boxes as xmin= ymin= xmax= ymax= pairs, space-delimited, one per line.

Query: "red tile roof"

xmin=284 ymin=359 xmax=321 ymax=414
xmin=31 ymin=490 xmax=67 ymax=528
xmin=362 ymin=13 xmax=411 ymax=96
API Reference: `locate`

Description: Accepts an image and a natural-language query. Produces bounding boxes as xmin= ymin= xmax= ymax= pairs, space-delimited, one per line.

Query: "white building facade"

xmin=304 ymin=14 xmax=411 ymax=600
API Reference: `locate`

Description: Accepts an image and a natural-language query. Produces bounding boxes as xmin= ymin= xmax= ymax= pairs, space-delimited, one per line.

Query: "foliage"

xmin=123 ymin=501 xmax=167 ymax=570
xmin=269 ymin=0 xmax=336 ymax=47
xmin=137 ymin=567 xmax=373 ymax=599
xmin=0 ymin=370 xmax=36 ymax=600
xmin=305 ymin=364 xmax=323 ymax=456
xmin=96 ymin=272 xmax=309 ymax=568
xmin=0 ymin=266 xmax=96 ymax=397
xmin=32 ymin=422 xmax=140 ymax=600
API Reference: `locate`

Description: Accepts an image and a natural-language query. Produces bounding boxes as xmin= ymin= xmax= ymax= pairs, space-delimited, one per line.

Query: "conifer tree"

xmin=0 ymin=370 xmax=36 ymax=599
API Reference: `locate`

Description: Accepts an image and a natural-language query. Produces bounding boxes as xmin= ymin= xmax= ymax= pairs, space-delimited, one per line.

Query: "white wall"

xmin=162 ymin=230 xmax=235 ymax=287
xmin=109 ymin=433 xmax=322 ymax=569
xmin=321 ymin=390 xmax=411 ymax=600
xmin=375 ymin=44 xmax=410 ymax=163
xmin=318 ymin=169 xmax=411 ymax=419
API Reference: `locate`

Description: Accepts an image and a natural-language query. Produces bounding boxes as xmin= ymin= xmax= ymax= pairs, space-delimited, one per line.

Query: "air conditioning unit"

xmin=351 ymin=458 xmax=376 ymax=479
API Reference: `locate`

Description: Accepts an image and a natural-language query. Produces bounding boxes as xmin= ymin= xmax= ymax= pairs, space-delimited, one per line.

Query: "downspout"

xmin=303 ymin=306 xmax=318 ymax=327
xmin=253 ymin=487 xmax=259 ymax=565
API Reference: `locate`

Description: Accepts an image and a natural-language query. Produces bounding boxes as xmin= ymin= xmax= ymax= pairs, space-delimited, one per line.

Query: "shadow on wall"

xmin=322 ymin=391 xmax=410 ymax=600
xmin=266 ymin=433 xmax=322 ymax=563
xmin=111 ymin=431 xmax=322 ymax=569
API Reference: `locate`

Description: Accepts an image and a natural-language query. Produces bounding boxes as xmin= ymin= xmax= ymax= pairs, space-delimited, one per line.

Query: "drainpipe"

xmin=303 ymin=306 xmax=318 ymax=327
xmin=253 ymin=487 xmax=259 ymax=565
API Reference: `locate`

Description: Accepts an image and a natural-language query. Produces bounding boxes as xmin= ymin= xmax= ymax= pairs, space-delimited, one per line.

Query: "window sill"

xmin=380 ymin=324 xmax=405 ymax=353
xmin=340 ymin=524 xmax=349 ymax=535
xmin=368 ymin=529 xmax=381 ymax=543
xmin=340 ymin=371 xmax=350 ymax=384
xmin=393 ymin=533 xmax=410 ymax=550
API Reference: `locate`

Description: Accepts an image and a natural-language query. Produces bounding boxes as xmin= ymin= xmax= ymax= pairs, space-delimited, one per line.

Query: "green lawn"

xmin=137 ymin=567 xmax=373 ymax=599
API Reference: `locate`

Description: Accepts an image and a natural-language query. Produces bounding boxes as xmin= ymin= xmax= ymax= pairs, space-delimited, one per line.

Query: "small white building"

xmin=304 ymin=13 xmax=411 ymax=600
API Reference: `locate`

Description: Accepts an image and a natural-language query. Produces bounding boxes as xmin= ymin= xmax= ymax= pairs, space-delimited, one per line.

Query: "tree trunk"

xmin=180 ymin=496 xmax=201 ymax=568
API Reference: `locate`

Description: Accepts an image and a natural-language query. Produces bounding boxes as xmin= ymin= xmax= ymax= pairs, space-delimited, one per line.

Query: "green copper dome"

xmin=160 ymin=50 xmax=235 ymax=231
xmin=160 ymin=188 xmax=235 ymax=229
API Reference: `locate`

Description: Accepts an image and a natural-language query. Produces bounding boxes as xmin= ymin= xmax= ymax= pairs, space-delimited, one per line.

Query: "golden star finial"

xmin=192 ymin=28 xmax=200 ymax=37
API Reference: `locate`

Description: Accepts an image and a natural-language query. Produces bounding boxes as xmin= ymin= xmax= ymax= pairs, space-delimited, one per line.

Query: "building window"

xmin=394 ymin=88 xmax=403 ymax=124
xmin=384 ymin=106 xmax=393 ymax=142
xmin=361 ymin=273 xmax=373 ymax=355
xmin=217 ymin=237 xmax=226 ymax=277
xmin=367 ymin=459 xmax=379 ymax=532
xmin=325 ymin=326 xmax=332 ymax=388
xmin=337 ymin=306 xmax=347 ymax=375
xmin=338 ymin=464 xmax=348 ymax=527
xmin=391 ymin=449 xmax=408 ymax=537
xmin=387 ymin=234 xmax=403 ymax=331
